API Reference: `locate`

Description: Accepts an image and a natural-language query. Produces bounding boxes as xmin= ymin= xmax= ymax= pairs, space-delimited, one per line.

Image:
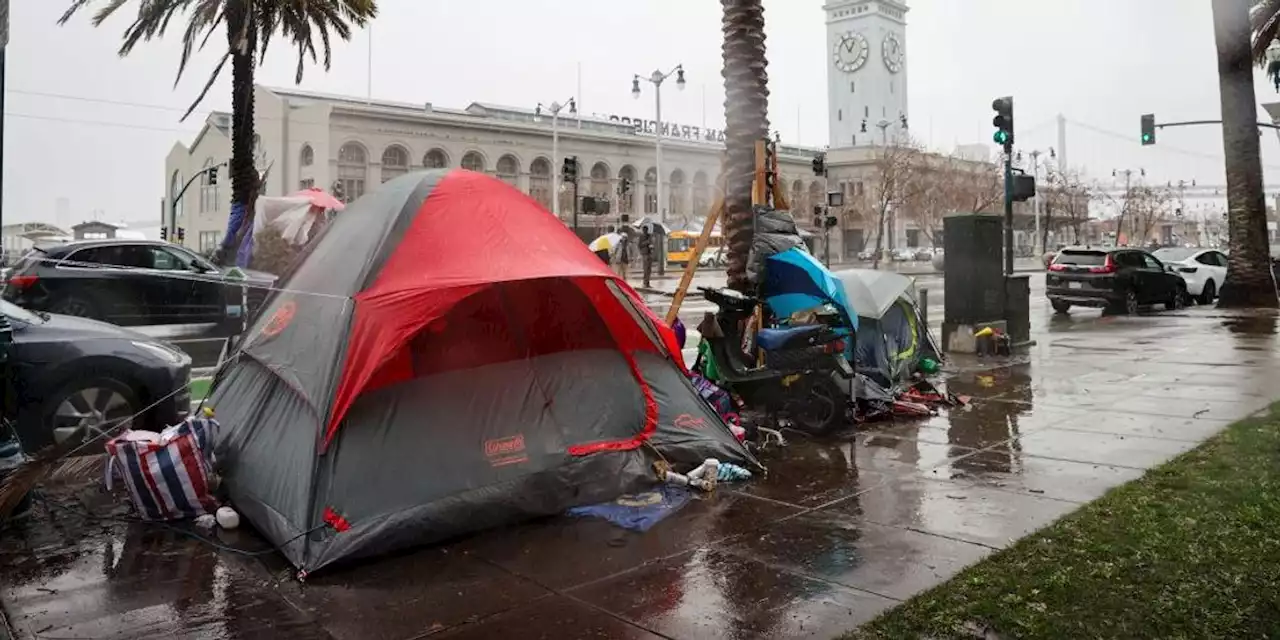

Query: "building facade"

xmin=164 ymin=85 xmax=832 ymax=256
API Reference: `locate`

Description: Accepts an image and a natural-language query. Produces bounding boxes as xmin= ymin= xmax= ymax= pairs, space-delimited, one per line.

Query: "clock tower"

xmin=825 ymin=0 xmax=909 ymax=148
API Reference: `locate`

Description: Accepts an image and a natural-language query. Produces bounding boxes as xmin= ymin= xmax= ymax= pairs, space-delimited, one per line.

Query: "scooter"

xmin=695 ymin=287 xmax=854 ymax=435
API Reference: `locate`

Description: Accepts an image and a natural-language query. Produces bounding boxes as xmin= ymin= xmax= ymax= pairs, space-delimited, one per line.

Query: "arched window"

xmin=337 ymin=142 xmax=368 ymax=203
xmin=792 ymin=179 xmax=806 ymax=215
xmin=496 ymin=154 xmax=520 ymax=186
xmin=461 ymin=151 xmax=485 ymax=173
xmin=424 ymin=148 xmax=449 ymax=169
xmin=589 ymin=162 xmax=611 ymax=199
xmin=199 ymin=158 xmax=219 ymax=213
xmin=618 ymin=165 xmax=637 ymax=214
xmin=669 ymin=169 xmax=687 ymax=218
xmin=693 ymin=171 xmax=712 ymax=218
xmin=643 ymin=167 xmax=658 ymax=215
xmin=529 ymin=158 xmax=552 ymax=210
xmin=380 ymin=145 xmax=409 ymax=183
xmin=300 ymin=144 xmax=315 ymax=167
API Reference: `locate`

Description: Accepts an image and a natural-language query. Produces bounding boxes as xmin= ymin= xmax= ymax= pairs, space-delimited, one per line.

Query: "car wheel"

xmin=48 ymin=295 xmax=101 ymax=320
xmin=1124 ymin=290 xmax=1140 ymax=316
xmin=1167 ymin=285 xmax=1188 ymax=311
xmin=1051 ymin=299 xmax=1071 ymax=315
xmin=1198 ymin=280 xmax=1216 ymax=305
xmin=40 ymin=377 xmax=140 ymax=450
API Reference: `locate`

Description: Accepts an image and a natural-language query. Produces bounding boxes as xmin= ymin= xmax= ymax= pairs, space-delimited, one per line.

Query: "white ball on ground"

xmin=215 ymin=506 xmax=240 ymax=530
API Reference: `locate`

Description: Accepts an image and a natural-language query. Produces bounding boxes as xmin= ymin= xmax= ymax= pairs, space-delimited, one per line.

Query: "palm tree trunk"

xmin=721 ymin=0 xmax=770 ymax=293
xmin=1214 ymin=0 xmax=1280 ymax=307
xmin=222 ymin=0 xmax=259 ymax=264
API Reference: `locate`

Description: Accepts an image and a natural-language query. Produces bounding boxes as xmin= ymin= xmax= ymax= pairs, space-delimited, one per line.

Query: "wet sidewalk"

xmin=3 ymin=307 xmax=1278 ymax=639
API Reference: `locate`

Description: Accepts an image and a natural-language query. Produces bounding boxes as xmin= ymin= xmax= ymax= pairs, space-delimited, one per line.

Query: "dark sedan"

xmin=3 ymin=239 xmax=276 ymax=333
xmin=2 ymin=301 xmax=191 ymax=450
xmin=1046 ymin=247 xmax=1187 ymax=315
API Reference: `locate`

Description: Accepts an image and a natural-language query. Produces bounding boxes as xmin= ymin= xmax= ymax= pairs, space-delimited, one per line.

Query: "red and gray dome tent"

xmin=207 ymin=169 xmax=759 ymax=574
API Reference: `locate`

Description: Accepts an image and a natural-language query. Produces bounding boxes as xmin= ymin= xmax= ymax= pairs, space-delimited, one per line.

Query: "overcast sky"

xmin=7 ymin=0 xmax=1280 ymax=227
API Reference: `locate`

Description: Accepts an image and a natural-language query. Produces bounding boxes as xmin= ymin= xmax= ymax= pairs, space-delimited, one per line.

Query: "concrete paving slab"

xmin=839 ymin=474 xmax=1082 ymax=550
xmin=933 ymin=448 xmax=1148 ymax=504
xmin=717 ymin=510 xmax=992 ymax=601
xmin=455 ymin=491 xmax=799 ymax=591
xmin=1012 ymin=429 xmax=1203 ymax=470
xmin=572 ymin=547 xmax=898 ymax=639
xmin=431 ymin=594 xmax=663 ymax=640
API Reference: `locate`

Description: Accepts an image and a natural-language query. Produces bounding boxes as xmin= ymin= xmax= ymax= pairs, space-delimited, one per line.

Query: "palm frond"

xmin=182 ymin=48 xmax=230 ymax=121
xmin=1252 ymin=0 xmax=1280 ymax=62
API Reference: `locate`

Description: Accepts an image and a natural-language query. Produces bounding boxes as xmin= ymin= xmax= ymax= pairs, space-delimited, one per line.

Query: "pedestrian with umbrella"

xmin=589 ymin=226 xmax=621 ymax=265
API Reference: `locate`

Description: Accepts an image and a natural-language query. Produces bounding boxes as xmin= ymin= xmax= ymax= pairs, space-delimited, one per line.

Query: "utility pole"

xmin=992 ymin=97 xmax=1015 ymax=275
xmin=1057 ymin=114 xmax=1067 ymax=177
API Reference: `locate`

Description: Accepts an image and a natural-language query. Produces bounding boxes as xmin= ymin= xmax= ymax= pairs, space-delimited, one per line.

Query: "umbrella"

xmin=837 ymin=269 xmax=915 ymax=320
xmin=290 ymin=187 xmax=346 ymax=212
xmin=762 ymin=248 xmax=857 ymax=331
xmin=631 ymin=217 xmax=672 ymax=235
xmin=589 ymin=233 xmax=623 ymax=253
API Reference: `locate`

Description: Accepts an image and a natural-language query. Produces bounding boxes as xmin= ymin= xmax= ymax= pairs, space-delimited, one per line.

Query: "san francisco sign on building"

xmin=597 ymin=113 xmax=727 ymax=143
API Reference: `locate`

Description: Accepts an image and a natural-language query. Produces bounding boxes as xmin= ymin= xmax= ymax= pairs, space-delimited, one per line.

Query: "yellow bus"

xmin=667 ymin=230 xmax=724 ymax=266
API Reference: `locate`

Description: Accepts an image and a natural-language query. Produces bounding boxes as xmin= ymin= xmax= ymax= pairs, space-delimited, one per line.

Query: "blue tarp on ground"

xmin=566 ymin=485 xmax=694 ymax=532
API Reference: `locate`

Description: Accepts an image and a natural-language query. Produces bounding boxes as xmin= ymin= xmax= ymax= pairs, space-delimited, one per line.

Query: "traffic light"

xmin=1011 ymin=173 xmax=1037 ymax=202
xmin=618 ymin=177 xmax=632 ymax=196
xmin=991 ymin=96 xmax=1014 ymax=151
xmin=207 ymin=166 xmax=218 ymax=186
xmin=561 ymin=156 xmax=579 ymax=183
xmin=176 ymin=227 xmax=186 ymax=243
xmin=160 ymin=227 xmax=168 ymax=241
xmin=1140 ymin=114 xmax=1156 ymax=145
xmin=811 ymin=152 xmax=827 ymax=176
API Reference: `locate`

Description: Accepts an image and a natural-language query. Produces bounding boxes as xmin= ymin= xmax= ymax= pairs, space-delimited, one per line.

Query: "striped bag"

xmin=105 ymin=417 xmax=220 ymax=521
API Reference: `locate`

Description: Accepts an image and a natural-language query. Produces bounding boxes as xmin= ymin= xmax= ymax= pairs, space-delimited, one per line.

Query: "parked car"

xmin=913 ymin=247 xmax=934 ymax=261
xmin=1152 ymin=247 xmax=1227 ymax=305
xmin=1046 ymin=247 xmax=1188 ymax=315
xmin=1 ymin=300 xmax=191 ymax=450
xmin=856 ymin=248 xmax=876 ymax=261
xmin=2 ymin=239 xmax=277 ymax=331
xmin=891 ymin=247 xmax=916 ymax=262
xmin=698 ymin=245 xmax=726 ymax=268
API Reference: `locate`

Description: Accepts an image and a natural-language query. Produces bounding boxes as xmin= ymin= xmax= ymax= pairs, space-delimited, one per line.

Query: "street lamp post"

xmin=535 ymin=98 xmax=576 ymax=218
xmin=1024 ymin=147 xmax=1055 ymax=256
xmin=631 ymin=64 xmax=686 ymax=227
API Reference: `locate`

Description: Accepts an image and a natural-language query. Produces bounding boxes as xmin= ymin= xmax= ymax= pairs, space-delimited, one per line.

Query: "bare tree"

xmin=1127 ymin=184 xmax=1175 ymax=247
xmin=902 ymin=153 xmax=1001 ymax=248
xmin=866 ymin=139 xmax=924 ymax=269
xmin=1041 ymin=168 xmax=1094 ymax=247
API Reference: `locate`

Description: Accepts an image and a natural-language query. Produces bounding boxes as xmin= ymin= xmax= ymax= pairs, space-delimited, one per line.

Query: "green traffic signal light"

xmin=994 ymin=130 xmax=1009 ymax=145
xmin=1141 ymin=133 xmax=1152 ymax=143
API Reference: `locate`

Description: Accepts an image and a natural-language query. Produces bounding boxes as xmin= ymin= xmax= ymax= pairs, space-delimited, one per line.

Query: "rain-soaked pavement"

xmin=4 ymin=279 xmax=1280 ymax=639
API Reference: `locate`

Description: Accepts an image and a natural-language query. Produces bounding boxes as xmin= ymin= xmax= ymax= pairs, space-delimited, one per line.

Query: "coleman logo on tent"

xmin=674 ymin=414 xmax=708 ymax=430
xmin=262 ymin=299 xmax=297 ymax=338
xmin=484 ymin=434 xmax=528 ymax=467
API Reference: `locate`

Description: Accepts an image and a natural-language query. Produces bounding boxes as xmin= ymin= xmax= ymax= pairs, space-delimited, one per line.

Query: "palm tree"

xmin=60 ymin=0 xmax=377 ymax=264
xmin=720 ymin=0 xmax=770 ymax=293
xmin=1213 ymin=0 xmax=1279 ymax=307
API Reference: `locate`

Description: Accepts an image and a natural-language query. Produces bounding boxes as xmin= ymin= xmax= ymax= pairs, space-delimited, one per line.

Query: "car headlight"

xmin=131 ymin=340 xmax=187 ymax=365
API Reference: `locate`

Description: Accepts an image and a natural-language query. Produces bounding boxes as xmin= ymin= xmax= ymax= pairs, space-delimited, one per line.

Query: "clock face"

xmin=883 ymin=32 xmax=905 ymax=74
xmin=833 ymin=31 xmax=870 ymax=73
